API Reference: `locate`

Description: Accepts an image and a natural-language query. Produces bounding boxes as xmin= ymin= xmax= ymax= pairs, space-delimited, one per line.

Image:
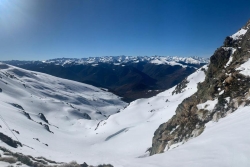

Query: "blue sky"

xmin=0 ymin=0 xmax=250 ymax=60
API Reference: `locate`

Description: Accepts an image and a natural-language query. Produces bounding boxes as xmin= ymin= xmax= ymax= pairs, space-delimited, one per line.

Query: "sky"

xmin=0 ymin=0 xmax=250 ymax=60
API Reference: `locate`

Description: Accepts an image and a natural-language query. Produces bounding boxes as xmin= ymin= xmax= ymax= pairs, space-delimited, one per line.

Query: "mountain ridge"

xmin=3 ymin=56 xmax=208 ymax=102
xmin=150 ymin=19 xmax=250 ymax=155
xmin=3 ymin=56 xmax=209 ymax=66
xmin=0 ymin=19 xmax=250 ymax=167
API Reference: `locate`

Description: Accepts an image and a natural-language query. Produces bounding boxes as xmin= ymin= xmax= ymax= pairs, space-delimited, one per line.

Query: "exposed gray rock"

xmin=71 ymin=111 xmax=91 ymax=120
xmin=0 ymin=132 xmax=22 ymax=148
xmin=39 ymin=113 xmax=49 ymax=124
xmin=23 ymin=111 xmax=32 ymax=120
xmin=10 ymin=103 xmax=24 ymax=110
xmin=150 ymin=19 xmax=250 ymax=155
xmin=43 ymin=124 xmax=53 ymax=134
xmin=172 ymin=78 xmax=189 ymax=95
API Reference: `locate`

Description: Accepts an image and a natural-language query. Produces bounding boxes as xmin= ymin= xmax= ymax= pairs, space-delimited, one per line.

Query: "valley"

xmin=4 ymin=56 xmax=208 ymax=102
xmin=0 ymin=1 xmax=250 ymax=166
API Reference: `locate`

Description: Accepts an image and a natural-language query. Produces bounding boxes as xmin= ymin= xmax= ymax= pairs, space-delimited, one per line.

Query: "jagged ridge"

xmin=150 ymin=19 xmax=250 ymax=155
xmin=43 ymin=56 xmax=209 ymax=66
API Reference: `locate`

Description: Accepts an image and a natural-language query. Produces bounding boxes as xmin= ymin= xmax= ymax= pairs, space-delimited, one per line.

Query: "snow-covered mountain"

xmin=148 ymin=19 xmax=250 ymax=164
xmin=42 ymin=56 xmax=209 ymax=67
xmin=0 ymin=63 xmax=128 ymax=166
xmin=0 ymin=60 xmax=207 ymax=166
xmin=1 ymin=20 xmax=250 ymax=167
xmin=4 ymin=56 xmax=208 ymax=102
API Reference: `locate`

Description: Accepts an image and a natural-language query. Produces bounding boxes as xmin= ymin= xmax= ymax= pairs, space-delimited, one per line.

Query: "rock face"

xmin=171 ymin=78 xmax=189 ymax=95
xmin=39 ymin=113 xmax=49 ymax=124
xmin=150 ymin=20 xmax=250 ymax=155
xmin=0 ymin=133 xmax=22 ymax=148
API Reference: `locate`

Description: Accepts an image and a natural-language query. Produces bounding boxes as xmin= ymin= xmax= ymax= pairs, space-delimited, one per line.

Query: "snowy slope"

xmin=0 ymin=62 xmax=206 ymax=166
xmin=1 ymin=55 xmax=249 ymax=167
xmin=125 ymin=106 xmax=250 ymax=167
xmin=1 ymin=21 xmax=250 ymax=167
xmin=93 ymin=66 xmax=207 ymax=159
xmin=91 ymin=58 xmax=250 ymax=167
xmin=0 ymin=63 xmax=126 ymax=120
xmin=0 ymin=63 xmax=127 ymax=162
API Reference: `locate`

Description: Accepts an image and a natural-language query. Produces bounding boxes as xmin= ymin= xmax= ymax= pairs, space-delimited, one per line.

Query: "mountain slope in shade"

xmin=4 ymin=56 xmax=208 ymax=102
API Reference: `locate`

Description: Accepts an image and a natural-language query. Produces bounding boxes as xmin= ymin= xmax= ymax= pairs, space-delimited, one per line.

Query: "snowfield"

xmin=126 ymin=106 xmax=250 ymax=167
xmin=0 ymin=62 xmax=250 ymax=167
xmin=0 ymin=63 xmax=127 ymax=164
xmin=0 ymin=62 xmax=206 ymax=165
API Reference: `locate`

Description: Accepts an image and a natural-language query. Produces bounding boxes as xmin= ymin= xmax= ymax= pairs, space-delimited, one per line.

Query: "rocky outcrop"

xmin=71 ymin=111 xmax=92 ymax=120
xmin=23 ymin=111 xmax=32 ymax=120
xmin=43 ymin=124 xmax=53 ymax=134
xmin=39 ymin=113 xmax=49 ymax=124
xmin=0 ymin=132 xmax=22 ymax=148
xmin=150 ymin=19 xmax=250 ymax=155
xmin=0 ymin=146 xmax=113 ymax=167
xmin=172 ymin=78 xmax=189 ymax=95
xmin=78 ymin=112 xmax=91 ymax=120
xmin=10 ymin=103 xmax=24 ymax=110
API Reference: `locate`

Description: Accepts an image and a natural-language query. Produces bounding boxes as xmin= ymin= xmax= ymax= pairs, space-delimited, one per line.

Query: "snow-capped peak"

xmin=43 ymin=56 xmax=209 ymax=66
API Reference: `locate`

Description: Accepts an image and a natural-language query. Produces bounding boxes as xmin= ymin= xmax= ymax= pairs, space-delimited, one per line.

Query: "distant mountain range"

xmin=3 ymin=56 xmax=209 ymax=102
xmin=42 ymin=56 xmax=209 ymax=66
xmin=4 ymin=56 xmax=209 ymax=66
xmin=1 ymin=20 xmax=250 ymax=167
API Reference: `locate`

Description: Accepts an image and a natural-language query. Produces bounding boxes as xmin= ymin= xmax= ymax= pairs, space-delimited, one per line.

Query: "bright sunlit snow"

xmin=1 ymin=63 xmax=250 ymax=167
xmin=223 ymin=47 xmax=236 ymax=68
xmin=0 ymin=63 xmax=206 ymax=166
xmin=197 ymin=99 xmax=218 ymax=111
xmin=231 ymin=28 xmax=248 ymax=40
xmin=236 ymin=58 xmax=250 ymax=76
